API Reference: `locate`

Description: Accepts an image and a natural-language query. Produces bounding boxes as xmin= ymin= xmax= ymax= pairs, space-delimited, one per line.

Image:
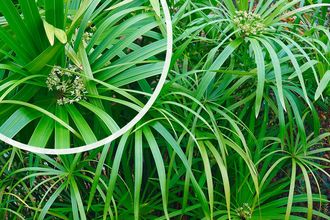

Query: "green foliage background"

xmin=0 ymin=0 xmax=330 ymax=219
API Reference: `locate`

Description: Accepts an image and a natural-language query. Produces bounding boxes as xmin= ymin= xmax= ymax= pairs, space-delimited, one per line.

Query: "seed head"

xmin=233 ymin=10 xmax=265 ymax=36
xmin=46 ymin=65 xmax=88 ymax=105
xmin=235 ymin=203 xmax=252 ymax=219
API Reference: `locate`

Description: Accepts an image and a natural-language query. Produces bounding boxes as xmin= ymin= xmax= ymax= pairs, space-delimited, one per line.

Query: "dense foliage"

xmin=0 ymin=0 xmax=330 ymax=219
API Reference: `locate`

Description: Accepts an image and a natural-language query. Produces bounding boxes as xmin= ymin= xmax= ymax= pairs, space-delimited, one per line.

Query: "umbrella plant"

xmin=1 ymin=0 xmax=330 ymax=219
xmin=0 ymin=0 xmax=168 ymax=149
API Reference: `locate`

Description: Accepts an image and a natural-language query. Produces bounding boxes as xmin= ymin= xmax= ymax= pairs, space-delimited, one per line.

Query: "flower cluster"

xmin=233 ymin=11 xmax=265 ymax=36
xmin=83 ymin=24 xmax=96 ymax=42
xmin=235 ymin=203 xmax=252 ymax=219
xmin=83 ymin=31 xmax=94 ymax=41
xmin=46 ymin=65 xmax=87 ymax=105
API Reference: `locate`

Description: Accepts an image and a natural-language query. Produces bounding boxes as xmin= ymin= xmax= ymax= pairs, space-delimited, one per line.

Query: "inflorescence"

xmin=46 ymin=65 xmax=87 ymax=105
xmin=233 ymin=11 xmax=266 ymax=36
xmin=236 ymin=203 xmax=252 ymax=219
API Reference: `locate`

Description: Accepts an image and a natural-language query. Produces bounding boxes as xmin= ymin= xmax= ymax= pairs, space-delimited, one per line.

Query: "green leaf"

xmin=79 ymin=101 xmax=119 ymax=134
xmin=250 ymin=39 xmax=265 ymax=117
xmin=109 ymin=62 xmax=164 ymax=87
xmin=25 ymin=44 xmax=62 ymax=73
xmin=0 ymin=28 xmax=31 ymax=61
xmin=198 ymin=141 xmax=214 ymax=219
xmin=315 ymin=70 xmax=330 ymax=100
xmin=270 ymin=37 xmax=311 ymax=108
xmin=149 ymin=0 xmax=160 ymax=17
xmin=102 ymin=133 xmax=130 ymax=219
xmin=45 ymin=0 xmax=64 ymax=29
xmin=0 ymin=107 xmax=41 ymax=138
xmin=70 ymin=178 xmax=87 ymax=220
xmin=38 ymin=182 xmax=66 ymax=220
xmin=106 ymin=0 xmax=134 ymax=11
xmin=196 ymin=39 xmax=242 ymax=100
xmin=78 ymin=44 xmax=104 ymax=110
xmin=153 ymin=122 xmax=210 ymax=218
xmin=285 ymin=160 xmax=296 ymax=220
xmin=43 ymin=20 xmax=67 ymax=46
xmin=298 ymin=164 xmax=313 ymax=220
xmin=134 ymin=129 xmax=143 ymax=220
xmin=18 ymin=0 xmax=47 ymax=50
xmin=258 ymin=38 xmax=286 ymax=111
xmin=143 ymin=126 xmax=169 ymax=219
xmin=223 ymin=0 xmax=236 ymax=14
xmin=55 ymin=105 xmax=70 ymax=149
xmin=54 ymin=28 xmax=67 ymax=44
xmin=0 ymin=100 xmax=81 ymax=140
xmin=0 ymin=0 xmax=37 ymax=54
xmin=28 ymin=115 xmax=54 ymax=148
xmin=66 ymin=105 xmax=97 ymax=144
